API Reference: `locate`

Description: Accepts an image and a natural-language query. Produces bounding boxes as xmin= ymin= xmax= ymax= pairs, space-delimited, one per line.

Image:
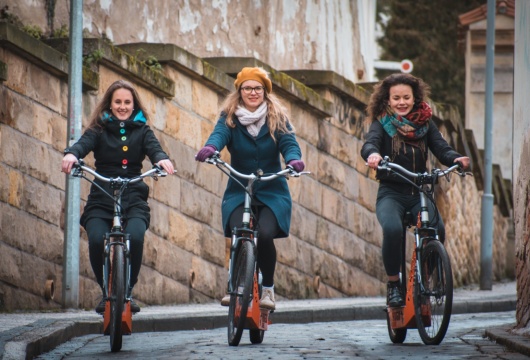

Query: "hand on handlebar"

xmin=287 ymin=159 xmax=305 ymax=172
xmin=195 ymin=145 xmax=217 ymax=162
xmin=454 ymin=156 xmax=470 ymax=171
xmin=61 ymin=153 xmax=79 ymax=174
xmin=366 ymin=153 xmax=383 ymax=170
xmin=156 ymin=159 xmax=176 ymax=174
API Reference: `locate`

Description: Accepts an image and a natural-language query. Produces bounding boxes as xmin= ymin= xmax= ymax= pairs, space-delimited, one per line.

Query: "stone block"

xmin=290 ymin=106 xmax=319 ymax=147
xmin=192 ymin=154 xmax=226 ymax=196
xmin=343 ymin=166 xmax=360 ymax=201
xmin=51 ymin=115 xmax=68 ymax=154
xmin=167 ymin=211 xmax=202 ymax=255
xmin=6 ymin=168 xmax=22 ymax=208
xmin=149 ymin=201 xmax=170 ymax=239
xmin=1 ymin=126 xmax=64 ymax=189
xmin=146 ymin=161 xmax=181 ymax=210
xmin=192 ymin=80 xmax=219 ymax=121
xmin=198 ymin=225 xmax=225 ymax=266
xmin=142 ymin=231 xmax=192 ymax=283
xmin=298 ymin=176 xmax=322 ymax=215
xmin=274 ymin=263 xmax=315 ymax=299
xmin=317 ymin=153 xmax=346 ymax=193
xmin=1 ymin=203 xmax=64 ymax=263
xmin=159 ymin=138 xmax=195 ymax=183
xmin=290 ymin=203 xmax=319 ymax=246
xmin=189 ymin=256 xmax=223 ymax=298
xmin=180 ymin=180 xmax=217 ymax=224
xmin=356 ymin=175 xmax=378 ymax=211
xmin=164 ymin=101 xmax=180 ymax=138
xmin=0 ymin=243 xmax=22 ymax=285
xmin=0 ymin=242 xmax=64 ymax=307
xmin=313 ymin=251 xmax=382 ymax=296
xmin=176 ymin=108 xmax=202 ymax=149
xmin=320 ymin=186 xmax=347 ymax=228
xmin=147 ymin=97 xmax=168 ymax=132
xmin=327 ymin=96 xmax=366 ymax=138
xmin=136 ymin=266 xmax=190 ymax=305
xmin=346 ymin=201 xmax=382 ymax=247
xmin=4 ymin=52 xmax=63 ymax=114
xmin=331 ymin=125 xmax=362 ymax=168
xmin=277 ymin=235 xmax=314 ymax=275
xmin=20 ymin=174 xmax=63 ymax=225
xmin=168 ymin=69 xmax=193 ymax=111
xmin=200 ymin=118 xmax=216 ymax=147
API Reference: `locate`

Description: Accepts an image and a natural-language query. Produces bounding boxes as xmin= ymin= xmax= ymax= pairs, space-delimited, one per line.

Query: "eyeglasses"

xmin=241 ymin=86 xmax=265 ymax=94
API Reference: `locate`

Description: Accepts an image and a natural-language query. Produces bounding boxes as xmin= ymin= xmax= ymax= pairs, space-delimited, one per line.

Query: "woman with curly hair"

xmin=361 ymin=73 xmax=469 ymax=308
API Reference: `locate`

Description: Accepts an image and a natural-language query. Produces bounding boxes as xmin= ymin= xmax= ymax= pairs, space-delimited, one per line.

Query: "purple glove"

xmin=195 ymin=145 xmax=217 ymax=162
xmin=288 ymin=159 xmax=305 ymax=172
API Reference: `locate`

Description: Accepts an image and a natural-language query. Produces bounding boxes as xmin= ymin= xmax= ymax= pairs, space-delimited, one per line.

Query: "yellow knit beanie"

xmin=234 ymin=67 xmax=273 ymax=94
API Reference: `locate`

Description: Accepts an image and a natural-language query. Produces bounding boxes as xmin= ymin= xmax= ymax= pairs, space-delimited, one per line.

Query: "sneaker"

xmin=95 ymin=298 xmax=106 ymax=314
xmin=130 ymin=299 xmax=141 ymax=313
xmin=221 ymin=294 xmax=230 ymax=306
xmin=259 ymin=288 xmax=276 ymax=311
xmin=387 ymin=281 xmax=404 ymax=308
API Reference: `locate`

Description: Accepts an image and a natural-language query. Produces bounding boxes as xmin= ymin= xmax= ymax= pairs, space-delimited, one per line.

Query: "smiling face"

xmin=240 ymin=80 xmax=265 ymax=112
xmin=388 ymin=84 xmax=414 ymax=116
xmin=110 ymin=88 xmax=134 ymax=120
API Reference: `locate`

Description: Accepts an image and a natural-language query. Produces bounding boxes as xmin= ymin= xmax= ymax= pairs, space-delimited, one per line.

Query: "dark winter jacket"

xmin=360 ymin=119 xmax=462 ymax=193
xmin=64 ymin=110 xmax=169 ymax=227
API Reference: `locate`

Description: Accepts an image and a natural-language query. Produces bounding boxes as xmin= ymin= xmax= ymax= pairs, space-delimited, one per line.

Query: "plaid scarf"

xmin=378 ymin=101 xmax=432 ymax=158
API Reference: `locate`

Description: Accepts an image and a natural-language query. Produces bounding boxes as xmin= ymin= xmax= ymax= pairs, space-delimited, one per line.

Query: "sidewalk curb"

xmin=2 ymin=296 xmax=518 ymax=359
xmin=485 ymin=327 xmax=530 ymax=357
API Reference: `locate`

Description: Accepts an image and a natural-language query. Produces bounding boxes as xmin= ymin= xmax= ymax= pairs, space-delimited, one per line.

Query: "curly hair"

xmin=366 ymin=73 xmax=431 ymax=122
xmin=87 ymin=80 xmax=149 ymax=130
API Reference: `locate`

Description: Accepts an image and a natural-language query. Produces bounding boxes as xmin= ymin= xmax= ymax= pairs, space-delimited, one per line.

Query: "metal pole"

xmin=62 ymin=0 xmax=83 ymax=308
xmin=480 ymin=0 xmax=495 ymax=290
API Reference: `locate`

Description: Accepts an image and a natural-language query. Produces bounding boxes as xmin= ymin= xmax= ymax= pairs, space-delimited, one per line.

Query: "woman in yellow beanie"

xmin=195 ymin=67 xmax=305 ymax=310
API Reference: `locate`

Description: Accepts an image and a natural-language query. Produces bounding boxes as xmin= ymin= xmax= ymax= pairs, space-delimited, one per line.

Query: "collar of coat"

xmin=101 ymin=109 xmax=147 ymax=126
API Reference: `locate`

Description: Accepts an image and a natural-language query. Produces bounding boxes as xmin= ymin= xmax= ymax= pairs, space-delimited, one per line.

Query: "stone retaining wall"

xmin=0 ymin=22 xmax=513 ymax=311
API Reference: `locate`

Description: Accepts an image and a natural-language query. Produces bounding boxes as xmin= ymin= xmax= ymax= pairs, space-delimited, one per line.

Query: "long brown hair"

xmin=221 ymin=81 xmax=294 ymax=141
xmin=366 ymin=73 xmax=431 ymax=122
xmin=87 ymin=80 xmax=149 ymax=129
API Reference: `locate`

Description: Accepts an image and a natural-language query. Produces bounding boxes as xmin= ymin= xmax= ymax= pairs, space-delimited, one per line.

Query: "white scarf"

xmin=235 ymin=102 xmax=268 ymax=138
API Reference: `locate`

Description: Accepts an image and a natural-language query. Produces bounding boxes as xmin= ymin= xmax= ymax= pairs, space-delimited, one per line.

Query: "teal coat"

xmin=205 ymin=113 xmax=302 ymax=238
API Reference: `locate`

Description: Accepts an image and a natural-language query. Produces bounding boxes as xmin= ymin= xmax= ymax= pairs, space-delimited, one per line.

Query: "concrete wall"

xmin=513 ymin=0 xmax=530 ymax=330
xmin=0 ymin=0 xmax=369 ymax=83
xmin=463 ymin=14 xmax=514 ymax=180
xmin=0 ymin=21 xmax=514 ymax=311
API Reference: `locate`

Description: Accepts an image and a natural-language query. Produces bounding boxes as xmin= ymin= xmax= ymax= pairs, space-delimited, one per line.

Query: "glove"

xmin=195 ymin=145 xmax=217 ymax=162
xmin=288 ymin=159 xmax=305 ymax=172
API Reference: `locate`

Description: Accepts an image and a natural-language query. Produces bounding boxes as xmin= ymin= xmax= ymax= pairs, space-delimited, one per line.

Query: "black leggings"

xmin=229 ymin=204 xmax=279 ymax=287
xmin=376 ymin=184 xmax=445 ymax=277
xmin=85 ymin=217 xmax=147 ymax=291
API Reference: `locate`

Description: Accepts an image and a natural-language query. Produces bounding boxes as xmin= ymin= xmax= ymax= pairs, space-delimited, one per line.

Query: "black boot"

xmin=387 ymin=281 xmax=404 ymax=308
xmin=95 ymin=298 xmax=106 ymax=314
xmin=95 ymin=287 xmax=106 ymax=314
xmin=127 ymin=287 xmax=141 ymax=313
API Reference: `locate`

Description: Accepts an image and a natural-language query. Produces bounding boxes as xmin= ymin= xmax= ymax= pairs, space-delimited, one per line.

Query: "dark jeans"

xmin=85 ymin=217 xmax=147 ymax=291
xmin=229 ymin=204 xmax=279 ymax=287
xmin=376 ymin=184 xmax=445 ymax=277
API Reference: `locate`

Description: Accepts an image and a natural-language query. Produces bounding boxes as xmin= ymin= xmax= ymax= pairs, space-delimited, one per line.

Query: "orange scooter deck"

xmin=246 ymin=273 xmax=271 ymax=331
xmin=103 ymin=301 xmax=133 ymax=335
xmin=387 ymin=250 xmax=431 ymax=329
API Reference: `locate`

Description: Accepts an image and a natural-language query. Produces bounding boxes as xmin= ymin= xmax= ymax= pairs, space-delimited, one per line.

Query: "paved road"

xmin=35 ymin=311 xmax=523 ymax=359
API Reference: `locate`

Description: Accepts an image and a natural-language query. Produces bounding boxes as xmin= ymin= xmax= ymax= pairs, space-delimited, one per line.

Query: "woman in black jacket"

xmin=360 ymin=73 xmax=469 ymax=308
xmin=61 ymin=80 xmax=175 ymax=313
